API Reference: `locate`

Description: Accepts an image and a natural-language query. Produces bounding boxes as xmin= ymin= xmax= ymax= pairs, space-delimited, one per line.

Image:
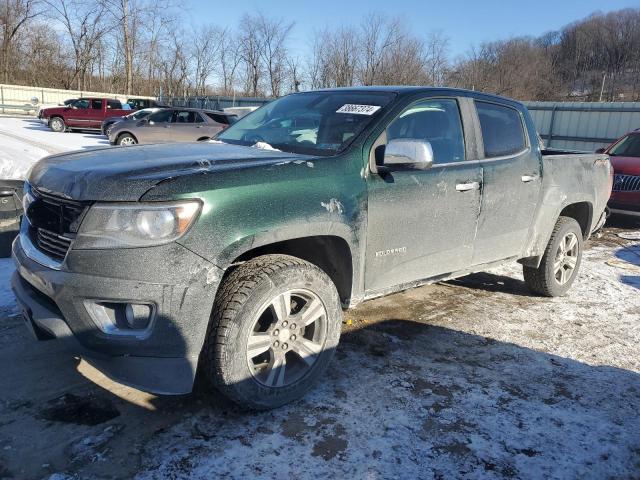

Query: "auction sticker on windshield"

xmin=336 ymin=104 xmax=381 ymax=115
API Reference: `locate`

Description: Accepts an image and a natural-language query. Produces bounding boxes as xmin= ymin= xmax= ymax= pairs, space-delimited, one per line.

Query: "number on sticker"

xmin=336 ymin=104 xmax=381 ymax=115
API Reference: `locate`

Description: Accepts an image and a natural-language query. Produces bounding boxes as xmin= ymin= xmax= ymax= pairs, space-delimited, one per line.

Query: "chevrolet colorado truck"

xmin=11 ymin=87 xmax=612 ymax=409
xmin=40 ymin=98 xmax=133 ymax=133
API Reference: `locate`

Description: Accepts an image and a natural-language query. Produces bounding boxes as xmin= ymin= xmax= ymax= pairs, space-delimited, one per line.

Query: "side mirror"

xmin=595 ymin=147 xmax=606 ymax=154
xmin=147 ymin=120 xmax=154 ymax=125
xmin=383 ymin=139 xmax=434 ymax=170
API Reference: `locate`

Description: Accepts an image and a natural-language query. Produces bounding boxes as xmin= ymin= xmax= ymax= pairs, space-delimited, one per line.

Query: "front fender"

xmin=214 ymin=221 xmax=358 ymax=269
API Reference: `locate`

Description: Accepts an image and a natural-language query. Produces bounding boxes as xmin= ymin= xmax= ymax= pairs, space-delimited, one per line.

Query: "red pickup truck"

xmin=40 ymin=98 xmax=134 ymax=133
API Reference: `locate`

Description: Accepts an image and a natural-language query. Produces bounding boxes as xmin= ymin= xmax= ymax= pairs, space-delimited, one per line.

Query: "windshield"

xmin=609 ymin=133 xmax=640 ymax=158
xmin=130 ymin=109 xmax=154 ymax=120
xmin=216 ymin=91 xmax=395 ymax=156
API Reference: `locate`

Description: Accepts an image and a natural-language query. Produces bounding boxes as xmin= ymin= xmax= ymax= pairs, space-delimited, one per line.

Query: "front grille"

xmin=36 ymin=228 xmax=73 ymax=260
xmin=613 ymin=174 xmax=640 ymax=192
xmin=25 ymin=187 xmax=89 ymax=261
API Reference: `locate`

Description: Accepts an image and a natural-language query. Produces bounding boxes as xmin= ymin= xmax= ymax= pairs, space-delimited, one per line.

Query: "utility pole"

xmin=599 ymin=73 xmax=607 ymax=102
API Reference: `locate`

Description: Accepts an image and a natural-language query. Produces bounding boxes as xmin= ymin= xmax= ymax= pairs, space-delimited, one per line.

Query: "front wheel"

xmin=523 ymin=216 xmax=583 ymax=297
xmin=117 ymin=133 xmax=137 ymax=146
xmin=49 ymin=117 xmax=65 ymax=132
xmin=202 ymin=254 xmax=343 ymax=410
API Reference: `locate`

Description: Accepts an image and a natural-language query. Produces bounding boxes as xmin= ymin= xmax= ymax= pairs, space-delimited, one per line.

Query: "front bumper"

xmin=609 ymin=192 xmax=640 ymax=217
xmin=11 ymin=233 xmax=223 ymax=394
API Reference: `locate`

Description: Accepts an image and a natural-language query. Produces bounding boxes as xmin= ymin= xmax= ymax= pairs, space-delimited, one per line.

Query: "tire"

xmin=523 ymin=216 xmax=583 ymax=297
xmin=104 ymin=123 xmax=114 ymax=137
xmin=49 ymin=117 xmax=65 ymax=132
xmin=202 ymin=254 xmax=343 ymax=410
xmin=117 ymin=133 xmax=137 ymax=146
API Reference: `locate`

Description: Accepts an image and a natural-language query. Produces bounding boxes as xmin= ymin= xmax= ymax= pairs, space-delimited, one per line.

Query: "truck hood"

xmin=41 ymin=106 xmax=68 ymax=116
xmin=28 ymin=142 xmax=310 ymax=201
xmin=610 ymin=155 xmax=640 ymax=176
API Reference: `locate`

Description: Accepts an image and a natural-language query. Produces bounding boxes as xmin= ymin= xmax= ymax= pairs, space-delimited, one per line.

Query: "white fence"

xmin=0 ymin=83 xmax=156 ymax=115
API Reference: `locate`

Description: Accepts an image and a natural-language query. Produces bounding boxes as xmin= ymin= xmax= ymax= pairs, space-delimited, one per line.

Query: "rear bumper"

xmin=11 ymin=233 xmax=223 ymax=394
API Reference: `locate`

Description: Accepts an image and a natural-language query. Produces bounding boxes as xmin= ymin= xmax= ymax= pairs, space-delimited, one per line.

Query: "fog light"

xmin=125 ymin=303 xmax=152 ymax=329
xmin=85 ymin=300 xmax=154 ymax=337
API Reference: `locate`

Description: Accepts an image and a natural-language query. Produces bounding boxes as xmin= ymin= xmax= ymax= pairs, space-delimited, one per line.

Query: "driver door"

xmin=65 ymin=99 xmax=90 ymax=128
xmin=364 ymin=97 xmax=483 ymax=293
xmin=141 ymin=109 xmax=175 ymax=144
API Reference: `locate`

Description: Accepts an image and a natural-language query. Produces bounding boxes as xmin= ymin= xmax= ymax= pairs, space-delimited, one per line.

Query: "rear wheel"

xmin=523 ymin=216 xmax=583 ymax=296
xmin=202 ymin=254 xmax=343 ymax=410
xmin=105 ymin=123 xmax=115 ymax=136
xmin=49 ymin=117 xmax=65 ymax=132
xmin=117 ymin=133 xmax=137 ymax=146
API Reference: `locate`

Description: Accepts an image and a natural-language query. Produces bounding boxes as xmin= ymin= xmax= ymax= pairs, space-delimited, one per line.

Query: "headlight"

xmin=74 ymin=201 xmax=201 ymax=249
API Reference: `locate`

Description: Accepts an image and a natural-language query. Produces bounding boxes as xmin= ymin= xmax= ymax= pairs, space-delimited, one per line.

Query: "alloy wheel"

xmin=554 ymin=232 xmax=579 ymax=285
xmin=246 ymin=289 xmax=328 ymax=388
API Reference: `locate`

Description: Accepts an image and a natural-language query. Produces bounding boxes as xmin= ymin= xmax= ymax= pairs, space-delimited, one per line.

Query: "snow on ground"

xmin=0 ymin=134 xmax=48 ymax=180
xmin=0 ymin=258 xmax=16 ymax=312
xmin=0 ymin=225 xmax=637 ymax=480
xmin=0 ymin=116 xmax=108 ymax=180
xmin=133 ymin=230 xmax=640 ymax=480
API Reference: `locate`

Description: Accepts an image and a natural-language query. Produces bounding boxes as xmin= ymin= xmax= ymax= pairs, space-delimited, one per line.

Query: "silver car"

xmin=109 ymin=108 xmax=237 ymax=146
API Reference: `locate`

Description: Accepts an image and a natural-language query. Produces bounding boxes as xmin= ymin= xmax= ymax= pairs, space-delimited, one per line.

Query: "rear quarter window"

xmin=205 ymin=112 xmax=232 ymax=124
xmin=476 ymin=101 xmax=526 ymax=158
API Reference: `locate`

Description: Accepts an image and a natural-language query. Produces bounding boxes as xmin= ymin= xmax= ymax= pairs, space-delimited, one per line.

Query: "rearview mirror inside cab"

xmin=383 ymin=139 xmax=434 ymax=170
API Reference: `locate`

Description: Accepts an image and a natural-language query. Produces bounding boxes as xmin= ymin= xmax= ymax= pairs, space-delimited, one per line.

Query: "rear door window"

xmin=476 ymin=101 xmax=526 ymax=158
xmin=91 ymin=99 xmax=103 ymax=110
xmin=174 ymin=111 xmax=196 ymax=123
xmin=205 ymin=112 xmax=233 ymax=125
xmin=148 ymin=110 xmax=174 ymax=123
xmin=107 ymin=100 xmax=121 ymax=110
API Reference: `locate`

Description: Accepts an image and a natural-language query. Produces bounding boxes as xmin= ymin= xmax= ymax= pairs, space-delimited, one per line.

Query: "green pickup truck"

xmin=11 ymin=87 xmax=611 ymax=409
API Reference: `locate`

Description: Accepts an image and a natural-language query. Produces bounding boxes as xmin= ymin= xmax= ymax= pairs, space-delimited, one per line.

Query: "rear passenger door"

xmin=171 ymin=110 xmax=205 ymax=141
xmin=87 ymin=99 xmax=104 ymax=128
xmin=471 ymin=100 xmax=542 ymax=265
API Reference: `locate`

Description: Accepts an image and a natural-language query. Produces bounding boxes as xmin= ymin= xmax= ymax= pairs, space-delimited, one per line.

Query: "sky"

xmin=186 ymin=0 xmax=638 ymax=59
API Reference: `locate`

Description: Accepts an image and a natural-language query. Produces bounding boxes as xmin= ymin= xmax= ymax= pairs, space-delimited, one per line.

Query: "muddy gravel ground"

xmin=0 ymin=218 xmax=639 ymax=480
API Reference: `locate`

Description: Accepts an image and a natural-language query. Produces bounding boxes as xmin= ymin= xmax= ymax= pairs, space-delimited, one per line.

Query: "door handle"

xmin=456 ymin=181 xmax=480 ymax=192
xmin=521 ymin=174 xmax=538 ymax=183
xmin=197 ymin=125 xmax=204 ymax=128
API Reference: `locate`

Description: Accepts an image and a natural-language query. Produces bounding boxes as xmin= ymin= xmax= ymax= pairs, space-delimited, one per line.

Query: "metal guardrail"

xmin=0 ymin=104 xmax=37 ymax=114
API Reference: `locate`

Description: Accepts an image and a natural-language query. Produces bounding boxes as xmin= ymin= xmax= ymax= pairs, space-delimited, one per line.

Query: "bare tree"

xmin=359 ymin=13 xmax=400 ymax=85
xmin=191 ymin=24 xmax=222 ymax=95
xmin=45 ymin=0 xmax=113 ymax=90
xmin=256 ymin=12 xmax=293 ymax=97
xmin=238 ymin=13 xmax=263 ymax=96
xmin=0 ymin=0 xmax=42 ymax=82
xmin=425 ymin=31 xmax=449 ymax=86
xmin=218 ymin=29 xmax=240 ymax=95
